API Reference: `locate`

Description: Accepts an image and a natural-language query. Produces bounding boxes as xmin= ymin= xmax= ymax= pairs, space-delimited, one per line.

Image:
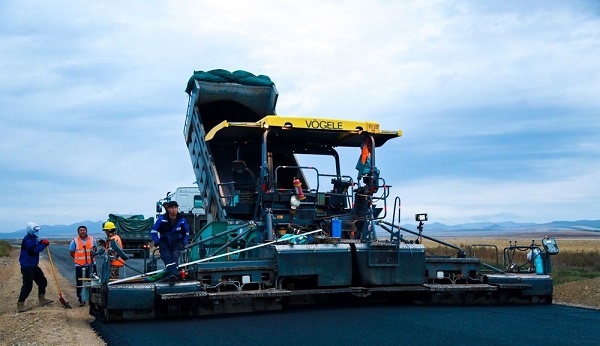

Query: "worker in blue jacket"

xmin=17 ymin=222 xmax=54 ymax=312
xmin=151 ymin=201 xmax=189 ymax=284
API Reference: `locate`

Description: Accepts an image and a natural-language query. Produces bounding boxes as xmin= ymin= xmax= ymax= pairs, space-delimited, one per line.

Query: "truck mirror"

xmin=194 ymin=196 xmax=203 ymax=208
xmin=156 ymin=202 xmax=163 ymax=213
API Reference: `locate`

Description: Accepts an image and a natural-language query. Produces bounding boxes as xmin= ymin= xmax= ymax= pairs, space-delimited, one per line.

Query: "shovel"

xmin=46 ymin=246 xmax=72 ymax=309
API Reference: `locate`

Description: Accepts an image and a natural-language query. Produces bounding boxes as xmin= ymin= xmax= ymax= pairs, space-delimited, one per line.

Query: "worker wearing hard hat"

xmin=102 ymin=221 xmax=125 ymax=279
xmin=151 ymin=200 xmax=190 ymax=285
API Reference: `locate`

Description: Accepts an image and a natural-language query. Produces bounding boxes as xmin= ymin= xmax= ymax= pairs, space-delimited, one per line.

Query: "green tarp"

xmin=108 ymin=214 xmax=154 ymax=240
xmin=185 ymin=69 xmax=274 ymax=95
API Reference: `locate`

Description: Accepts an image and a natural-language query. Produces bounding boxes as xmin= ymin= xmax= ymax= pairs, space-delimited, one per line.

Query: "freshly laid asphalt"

xmin=48 ymin=245 xmax=600 ymax=346
xmin=92 ymin=304 xmax=599 ymax=346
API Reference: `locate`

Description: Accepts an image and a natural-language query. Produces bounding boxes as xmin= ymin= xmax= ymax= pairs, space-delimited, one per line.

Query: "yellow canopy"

xmin=205 ymin=115 xmax=402 ymax=148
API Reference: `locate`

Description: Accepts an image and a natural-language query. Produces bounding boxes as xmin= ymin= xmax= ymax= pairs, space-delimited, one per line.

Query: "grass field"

xmin=0 ymin=240 xmax=11 ymax=257
xmin=437 ymin=237 xmax=600 ymax=252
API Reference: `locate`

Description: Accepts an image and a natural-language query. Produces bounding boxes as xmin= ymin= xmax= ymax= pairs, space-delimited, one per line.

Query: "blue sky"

xmin=1 ymin=1 xmax=599 ymax=233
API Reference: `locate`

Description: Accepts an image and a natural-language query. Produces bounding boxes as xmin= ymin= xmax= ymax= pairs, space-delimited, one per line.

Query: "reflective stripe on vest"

xmin=74 ymin=236 xmax=94 ymax=266
xmin=107 ymin=234 xmax=125 ymax=267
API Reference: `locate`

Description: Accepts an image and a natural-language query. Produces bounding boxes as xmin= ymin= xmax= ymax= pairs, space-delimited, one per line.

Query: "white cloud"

xmin=1 ymin=0 xmax=599 ymax=232
xmin=392 ymin=159 xmax=600 ymax=225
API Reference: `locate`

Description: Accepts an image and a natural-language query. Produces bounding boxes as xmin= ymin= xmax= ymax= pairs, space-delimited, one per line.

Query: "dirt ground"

xmin=1 ymin=248 xmax=598 ymax=346
xmin=0 ymin=249 xmax=106 ymax=346
xmin=553 ymin=277 xmax=600 ymax=310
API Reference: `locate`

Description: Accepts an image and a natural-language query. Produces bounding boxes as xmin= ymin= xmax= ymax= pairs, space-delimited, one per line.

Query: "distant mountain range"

xmin=0 ymin=221 xmax=107 ymax=240
xmin=421 ymin=220 xmax=600 ymax=237
xmin=1 ymin=220 xmax=599 ymax=240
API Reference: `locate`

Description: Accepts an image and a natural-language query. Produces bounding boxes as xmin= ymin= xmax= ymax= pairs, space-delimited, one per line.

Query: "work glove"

xmin=40 ymin=239 xmax=50 ymax=246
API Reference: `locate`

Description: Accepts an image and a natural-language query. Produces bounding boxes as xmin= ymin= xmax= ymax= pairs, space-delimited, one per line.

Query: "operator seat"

xmin=232 ymin=160 xmax=256 ymax=203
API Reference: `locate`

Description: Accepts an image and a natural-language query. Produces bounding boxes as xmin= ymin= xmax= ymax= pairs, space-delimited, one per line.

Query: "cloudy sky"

xmin=1 ymin=1 xmax=599 ymax=233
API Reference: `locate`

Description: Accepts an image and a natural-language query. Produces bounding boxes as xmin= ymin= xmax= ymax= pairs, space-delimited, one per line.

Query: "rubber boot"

xmin=38 ymin=294 xmax=54 ymax=307
xmin=17 ymin=301 xmax=31 ymax=313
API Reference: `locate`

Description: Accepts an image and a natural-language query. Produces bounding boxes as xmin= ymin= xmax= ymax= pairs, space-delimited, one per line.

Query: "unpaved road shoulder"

xmin=0 ymin=249 xmax=106 ymax=346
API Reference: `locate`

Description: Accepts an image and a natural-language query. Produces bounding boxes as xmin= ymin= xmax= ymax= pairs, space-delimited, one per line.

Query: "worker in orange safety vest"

xmin=102 ymin=221 xmax=125 ymax=279
xmin=69 ymin=225 xmax=96 ymax=306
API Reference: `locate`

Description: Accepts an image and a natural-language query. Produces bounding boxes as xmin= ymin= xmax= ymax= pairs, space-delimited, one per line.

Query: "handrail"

xmin=469 ymin=244 xmax=500 ymax=269
xmin=378 ymin=220 xmax=466 ymax=258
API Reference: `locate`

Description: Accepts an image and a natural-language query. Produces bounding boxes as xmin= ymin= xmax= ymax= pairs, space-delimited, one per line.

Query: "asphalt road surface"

xmin=92 ymin=304 xmax=599 ymax=346
xmin=46 ymin=245 xmax=600 ymax=346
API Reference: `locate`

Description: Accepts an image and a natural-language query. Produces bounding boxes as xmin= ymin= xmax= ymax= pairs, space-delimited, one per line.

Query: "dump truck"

xmin=89 ymin=69 xmax=559 ymax=322
xmin=107 ymin=214 xmax=154 ymax=258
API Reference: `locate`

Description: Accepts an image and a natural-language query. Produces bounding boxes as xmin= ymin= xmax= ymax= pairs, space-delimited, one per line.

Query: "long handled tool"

xmin=46 ymin=246 xmax=72 ymax=308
